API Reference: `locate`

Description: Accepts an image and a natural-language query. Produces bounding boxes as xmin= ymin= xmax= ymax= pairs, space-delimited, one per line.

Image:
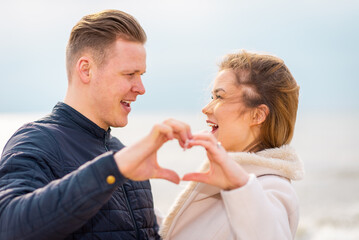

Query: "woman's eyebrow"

xmin=212 ymin=88 xmax=226 ymax=94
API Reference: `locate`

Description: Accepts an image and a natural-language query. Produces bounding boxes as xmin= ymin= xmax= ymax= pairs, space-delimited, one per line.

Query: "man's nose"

xmin=133 ymin=77 xmax=146 ymax=95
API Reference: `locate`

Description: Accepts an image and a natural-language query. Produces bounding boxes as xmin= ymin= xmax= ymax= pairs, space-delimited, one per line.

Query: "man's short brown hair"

xmin=66 ymin=9 xmax=147 ymax=79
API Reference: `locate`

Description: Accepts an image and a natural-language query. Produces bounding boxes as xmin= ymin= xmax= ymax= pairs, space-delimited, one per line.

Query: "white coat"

xmin=160 ymin=145 xmax=305 ymax=240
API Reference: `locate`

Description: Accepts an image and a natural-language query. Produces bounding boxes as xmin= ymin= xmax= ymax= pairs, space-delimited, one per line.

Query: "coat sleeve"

xmin=0 ymin=125 xmax=127 ymax=240
xmin=220 ymin=174 xmax=299 ymax=240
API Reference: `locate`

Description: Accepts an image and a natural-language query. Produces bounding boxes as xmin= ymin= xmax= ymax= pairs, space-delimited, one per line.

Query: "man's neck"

xmin=64 ymin=90 xmax=109 ymax=130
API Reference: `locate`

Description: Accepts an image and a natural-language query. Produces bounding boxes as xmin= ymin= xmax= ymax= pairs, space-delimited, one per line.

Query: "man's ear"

xmin=76 ymin=57 xmax=91 ymax=84
xmin=251 ymin=104 xmax=269 ymax=126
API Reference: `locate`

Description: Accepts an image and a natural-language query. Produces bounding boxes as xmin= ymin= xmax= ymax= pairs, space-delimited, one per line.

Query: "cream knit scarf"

xmin=159 ymin=145 xmax=304 ymax=238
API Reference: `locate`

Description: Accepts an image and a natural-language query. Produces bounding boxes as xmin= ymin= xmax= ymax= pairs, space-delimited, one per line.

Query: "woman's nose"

xmin=202 ymin=101 xmax=213 ymax=115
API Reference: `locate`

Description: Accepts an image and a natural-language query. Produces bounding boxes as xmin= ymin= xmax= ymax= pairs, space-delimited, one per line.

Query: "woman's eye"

xmin=211 ymin=95 xmax=222 ymax=100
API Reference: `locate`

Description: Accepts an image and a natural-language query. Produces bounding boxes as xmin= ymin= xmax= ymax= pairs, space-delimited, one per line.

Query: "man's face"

xmin=89 ymin=39 xmax=146 ymax=129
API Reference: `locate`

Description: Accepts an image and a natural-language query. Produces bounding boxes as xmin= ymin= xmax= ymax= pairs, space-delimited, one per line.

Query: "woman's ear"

xmin=251 ymin=104 xmax=269 ymax=126
xmin=76 ymin=57 xmax=91 ymax=84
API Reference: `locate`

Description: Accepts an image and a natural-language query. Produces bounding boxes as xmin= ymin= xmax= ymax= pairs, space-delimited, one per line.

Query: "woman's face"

xmin=202 ymin=69 xmax=256 ymax=152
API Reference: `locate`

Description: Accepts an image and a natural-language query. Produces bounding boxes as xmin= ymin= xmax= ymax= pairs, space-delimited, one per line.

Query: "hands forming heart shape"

xmin=114 ymin=119 xmax=249 ymax=191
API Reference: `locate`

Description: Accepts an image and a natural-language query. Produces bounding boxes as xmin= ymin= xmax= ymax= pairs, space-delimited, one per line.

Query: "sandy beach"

xmin=1 ymin=111 xmax=359 ymax=239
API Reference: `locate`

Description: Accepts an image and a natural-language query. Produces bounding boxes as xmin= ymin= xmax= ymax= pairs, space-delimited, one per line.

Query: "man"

xmin=0 ymin=10 xmax=190 ymax=239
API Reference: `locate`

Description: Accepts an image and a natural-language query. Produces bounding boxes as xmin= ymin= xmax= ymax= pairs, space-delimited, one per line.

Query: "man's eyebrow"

xmin=122 ymin=70 xmax=146 ymax=74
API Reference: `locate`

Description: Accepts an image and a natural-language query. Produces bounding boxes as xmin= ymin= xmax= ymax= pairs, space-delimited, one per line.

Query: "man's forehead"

xmin=107 ymin=40 xmax=146 ymax=71
xmin=113 ymin=39 xmax=146 ymax=54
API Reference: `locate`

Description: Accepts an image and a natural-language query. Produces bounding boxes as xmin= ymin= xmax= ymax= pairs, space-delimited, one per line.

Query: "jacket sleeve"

xmin=220 ymin=174 xmax=299 ymax=240
xmin=0 ymin=126 xmax=127 ymax=240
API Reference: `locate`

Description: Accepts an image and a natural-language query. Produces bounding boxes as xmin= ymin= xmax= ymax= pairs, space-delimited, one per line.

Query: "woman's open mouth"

xmin=207 ymin=121 xmax=218 ymax=134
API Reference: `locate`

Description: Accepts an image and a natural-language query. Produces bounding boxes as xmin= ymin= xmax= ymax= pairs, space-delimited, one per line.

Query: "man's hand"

xmin=114 ymin=119 xmax=192 ymax=184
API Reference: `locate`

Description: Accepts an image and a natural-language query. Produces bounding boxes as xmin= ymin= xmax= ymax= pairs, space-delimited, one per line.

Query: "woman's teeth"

xmin=207 ymin=122 xmax=218 ymax=131
xmin=121 ymin=100 xmax=132 ymax=107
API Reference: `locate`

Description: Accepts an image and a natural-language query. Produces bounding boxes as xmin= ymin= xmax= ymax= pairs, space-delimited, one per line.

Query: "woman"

xmin=159 ymin=50 xmax=304 ymax=239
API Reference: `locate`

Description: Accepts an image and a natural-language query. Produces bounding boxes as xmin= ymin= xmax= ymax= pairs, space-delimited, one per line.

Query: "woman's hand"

xmin=183 ymin=132 xmax=250 ymax=190
xmin=114 ymin=119 xmax=192 ymax=184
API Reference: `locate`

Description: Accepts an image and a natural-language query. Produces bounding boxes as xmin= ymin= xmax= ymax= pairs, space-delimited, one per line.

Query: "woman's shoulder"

xmin=256 ymin=174 xmax=299 ymax=210
xmin=257 ymin=174 xmax=296 ymax=192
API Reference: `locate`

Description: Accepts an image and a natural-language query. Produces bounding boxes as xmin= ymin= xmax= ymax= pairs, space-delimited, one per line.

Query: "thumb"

xmin=182 ymin=172 xmax=210 ymax=184
xmin=154 ymin=168 xmax=180 ymax=184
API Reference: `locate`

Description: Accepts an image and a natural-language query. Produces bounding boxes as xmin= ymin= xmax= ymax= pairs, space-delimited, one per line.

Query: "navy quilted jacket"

xmin=0 ymin=102 xmax=161 ymax=240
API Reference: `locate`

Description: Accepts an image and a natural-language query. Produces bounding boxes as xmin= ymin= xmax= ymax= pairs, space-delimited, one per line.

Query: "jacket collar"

xmin=52 ymin=102 xmax=111 ymax=140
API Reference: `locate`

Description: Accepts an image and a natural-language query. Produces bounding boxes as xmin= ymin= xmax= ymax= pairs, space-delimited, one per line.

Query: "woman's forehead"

xmin=213 ymin=70 xmax=240 ymax=92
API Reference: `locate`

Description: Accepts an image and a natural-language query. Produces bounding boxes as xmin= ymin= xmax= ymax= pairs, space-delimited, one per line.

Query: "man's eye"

xmin=127 ymin=73 xmax=135 ymax=76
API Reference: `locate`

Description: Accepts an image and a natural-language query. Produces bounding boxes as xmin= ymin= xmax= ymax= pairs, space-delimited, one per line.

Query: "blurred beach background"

xmin=1 ymin=1 xmax=358 ymax=239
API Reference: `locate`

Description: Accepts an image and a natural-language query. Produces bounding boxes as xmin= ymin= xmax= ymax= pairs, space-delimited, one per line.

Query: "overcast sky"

xmin=0 ymin=0 xmax=358 ymax=114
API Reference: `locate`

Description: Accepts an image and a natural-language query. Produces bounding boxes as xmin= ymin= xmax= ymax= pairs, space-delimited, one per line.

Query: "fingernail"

xmin=188 ymin=131 xmax=193 ymax=139
xmin=183 ymin=139 xmax=189 ymax=151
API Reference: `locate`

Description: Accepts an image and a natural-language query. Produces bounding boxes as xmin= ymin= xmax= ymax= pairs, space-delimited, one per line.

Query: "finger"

xmin=172 ymin=119 xmax=193 ymax=140
xmin=169 ymin=120 xmax=189 ymax=144
xmin=187 ymin=126 xmax=193 ymax=139
xmin=191 ymin=132 xmax=218 ymax=144
xmin=154 ymin=168 xmax=181 ymax=184
xmin=182 ymin=172 xmax=210 ymax=184
xmin=192 ymin=129 xmax=211 ymax=135
xmin=152 ymin=123 xmax=174 ymax=141
xmin=186 ymin=139 xmax=218 ymax=153
xmin=173 ymin=132 xmax=186 ymax=148
xmin=163 ymin=119 xmax=192 ymax=143
xmin=183 ymin=139 xmax=190 ymax=150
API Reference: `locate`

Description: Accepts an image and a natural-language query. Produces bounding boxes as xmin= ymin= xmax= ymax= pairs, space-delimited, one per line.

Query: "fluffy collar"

xmin=160 ymin=145 xmax=304 ymax=238
xmin=227 ymin=144 xmax=304 ymax=180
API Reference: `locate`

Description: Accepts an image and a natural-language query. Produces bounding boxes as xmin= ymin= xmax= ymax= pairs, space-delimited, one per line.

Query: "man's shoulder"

xmin=2 ymin=120 xmax=60 ymax=156
xmin=17 ymin=117 xmax=59 ymax=138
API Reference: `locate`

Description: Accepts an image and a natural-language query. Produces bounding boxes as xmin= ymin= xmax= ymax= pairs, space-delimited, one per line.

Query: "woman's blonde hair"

xmin=219 ymin=50 xmax=300 ymax=151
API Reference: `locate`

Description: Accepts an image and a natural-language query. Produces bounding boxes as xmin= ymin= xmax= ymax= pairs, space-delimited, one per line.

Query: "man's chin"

xmin=112 ymin=118 xmax=128 ymax=128
xmin=111 ymin=123 xmax=127 ymax=128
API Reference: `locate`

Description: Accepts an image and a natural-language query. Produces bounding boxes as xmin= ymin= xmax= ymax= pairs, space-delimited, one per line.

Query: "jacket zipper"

xmin=104 ymin=133 xmax=140 ymax=239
